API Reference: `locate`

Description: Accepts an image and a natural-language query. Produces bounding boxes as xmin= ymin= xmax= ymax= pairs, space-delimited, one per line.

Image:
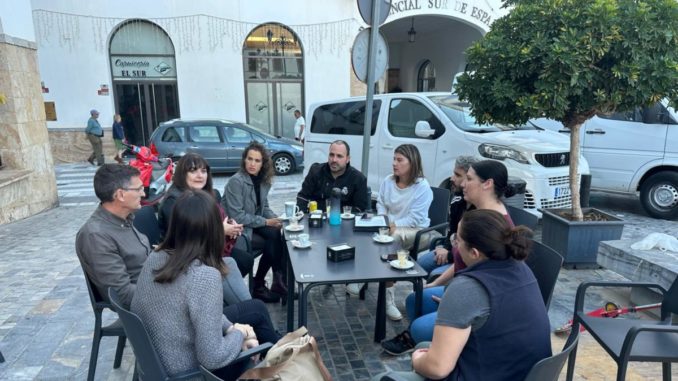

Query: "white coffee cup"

xmin=297 ymin=233 xmax=310 ymax=246
xmin=285 ymin=201 xmax=299 ymax=218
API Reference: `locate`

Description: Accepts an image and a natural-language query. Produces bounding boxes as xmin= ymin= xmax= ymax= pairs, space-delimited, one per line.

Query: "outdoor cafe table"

xmin=283 ymin=216 xmax=427 ymax=342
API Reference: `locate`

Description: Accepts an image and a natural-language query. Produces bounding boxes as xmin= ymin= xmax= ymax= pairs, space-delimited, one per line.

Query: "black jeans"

xmin=251 ymin=226 xmax=284 ymax=281
xmin=229 ymin=247 xmax=255 ymax=277
xmin=222 ymin=299 xmax=280 ymax=345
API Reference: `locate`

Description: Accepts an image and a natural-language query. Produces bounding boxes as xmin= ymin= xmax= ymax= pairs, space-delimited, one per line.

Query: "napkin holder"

xmin=309 ymin=212 xmax=324 ymax=228
xmin=327 ymin=243 xmax=355 ymax=262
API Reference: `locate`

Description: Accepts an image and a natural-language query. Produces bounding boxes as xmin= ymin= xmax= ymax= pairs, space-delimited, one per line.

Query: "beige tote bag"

xmin=238 ymin=327 xmax=332 ymax=381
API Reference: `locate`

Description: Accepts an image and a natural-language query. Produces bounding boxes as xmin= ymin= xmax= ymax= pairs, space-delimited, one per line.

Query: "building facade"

xmin=30 ymin=0 xmax=506 ymax=162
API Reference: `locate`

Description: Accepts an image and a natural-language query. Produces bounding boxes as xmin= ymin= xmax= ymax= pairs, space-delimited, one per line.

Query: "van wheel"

xmin=640 ymin=171 xmax=678 ymax=220
xmin=273 ymin=153 xmax=294 ymax=176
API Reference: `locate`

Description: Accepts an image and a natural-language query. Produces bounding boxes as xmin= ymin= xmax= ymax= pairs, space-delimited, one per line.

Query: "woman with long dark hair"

xmin=223 ymin=142 xmax=285 ymax=303
xmin=375 ymin=209 xmax=550 ymax=381
xmin=132 ymin=190 xmax=279 ymax=381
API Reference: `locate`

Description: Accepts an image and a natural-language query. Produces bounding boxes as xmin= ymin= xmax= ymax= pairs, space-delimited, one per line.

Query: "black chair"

xmin=199 ymin=365 xmax=223 ymax=380
xmin=82 ymin=272 xmax=127 ymax=381
xmin=0 ymin=350 xmax=5 ymax=363
xmin=133 ymin=206 xmax=161 ymax=247
xmin=525 ymin=241 xmax=563 ymax=309
xmin=507 ymin=204 xmax=539 ymax=231
xmin=524 ymin=329 xmax=580 ymax=381
xmin=410 ymin=186 xmax=451 ymax=260
xmin=108 ymin=288 xmax=272 ymax=381
xmin=566 ymin=277 xmax=678 ymax=381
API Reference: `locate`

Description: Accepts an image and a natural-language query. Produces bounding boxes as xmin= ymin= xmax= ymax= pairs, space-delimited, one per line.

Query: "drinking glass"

xmin=397 ymin=249 xmax=409 ymax=267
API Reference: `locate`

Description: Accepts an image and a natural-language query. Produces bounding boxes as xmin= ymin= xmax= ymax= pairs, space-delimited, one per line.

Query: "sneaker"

xmin=346 ymin=283 xmax=362 ymax=296
xmin=381 ymin=330 xmax=415 ymax=355
xmin=385 ymin=287 xmax=403 ymax=321
xmin=252 ymin=283 xmax=281 ymax=303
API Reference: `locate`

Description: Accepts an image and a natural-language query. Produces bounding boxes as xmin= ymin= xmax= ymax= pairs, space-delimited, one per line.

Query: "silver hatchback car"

xmin=150 ymin=119 xmax=304 ymax=175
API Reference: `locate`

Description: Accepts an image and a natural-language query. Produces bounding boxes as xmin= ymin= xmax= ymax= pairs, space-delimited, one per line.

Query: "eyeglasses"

xmin=122 ymin=185 xmax=144 ymax=193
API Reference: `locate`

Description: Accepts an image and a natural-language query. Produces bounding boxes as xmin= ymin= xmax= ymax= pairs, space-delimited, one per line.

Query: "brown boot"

xmin=252 ymin=281 xmax=280 ymax=303
xmin=114 ymin=154 xmax=123 ymax=164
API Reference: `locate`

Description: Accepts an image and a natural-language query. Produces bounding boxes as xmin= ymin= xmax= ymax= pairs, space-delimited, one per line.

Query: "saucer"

xmin=291 ymin=240 xmax=312 ymax=249
xmin=341 ymin=213 xmax=355 ymax=219
xmin=372 ymin=234 xmax=394 ymax=243
xmin=285 ymin=224 xmax=304 ymax=232
xmin=390 ymin=259 xmax=414 ymax=270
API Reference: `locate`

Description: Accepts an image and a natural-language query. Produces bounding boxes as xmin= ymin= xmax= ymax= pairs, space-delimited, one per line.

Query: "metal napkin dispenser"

xmin=309 ymin=212 xmax=324 ymax=228
xmin=327 ymin=243 xmax=355 ymax=262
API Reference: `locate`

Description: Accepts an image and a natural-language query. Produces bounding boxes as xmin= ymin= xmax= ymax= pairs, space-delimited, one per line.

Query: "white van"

xmin=531 ymin=100 xmax=678 ymax=219
xmin=304 ymin=92 xmax=590 ymax=215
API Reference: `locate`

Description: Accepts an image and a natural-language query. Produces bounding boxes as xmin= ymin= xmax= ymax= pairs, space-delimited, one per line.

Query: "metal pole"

xmin=360 ymin=0 xmax=381 ymax=175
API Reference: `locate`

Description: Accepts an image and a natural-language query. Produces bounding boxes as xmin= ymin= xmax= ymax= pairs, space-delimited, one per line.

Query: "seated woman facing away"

xmin=374 ymin=209 xmax=551 ymax=381
xmin=132 ymin=190 xmax=278 ymax=381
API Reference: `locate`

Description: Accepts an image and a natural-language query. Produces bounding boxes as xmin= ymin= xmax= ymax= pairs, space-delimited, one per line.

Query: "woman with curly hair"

xmin=223 ymin=142 xmax=285 ymax=303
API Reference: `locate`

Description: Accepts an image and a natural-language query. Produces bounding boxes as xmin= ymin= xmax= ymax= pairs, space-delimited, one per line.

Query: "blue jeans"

xmin=417 ymin=250 xmax=452 ymax=276
xmin=405 ymin=286 xmax=445 ymax=343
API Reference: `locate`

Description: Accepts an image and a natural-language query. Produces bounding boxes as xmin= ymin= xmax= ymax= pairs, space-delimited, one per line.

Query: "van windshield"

xmin=428 ymin=95 xmax=535 ymax=132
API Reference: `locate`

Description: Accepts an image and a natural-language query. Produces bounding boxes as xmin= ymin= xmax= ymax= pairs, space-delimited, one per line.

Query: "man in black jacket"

xmin=296 ymin=140 xmax=369 ymax=213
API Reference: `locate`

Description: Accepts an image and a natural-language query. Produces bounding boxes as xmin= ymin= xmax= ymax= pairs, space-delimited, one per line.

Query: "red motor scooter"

xmin=123 ymin=143 xmax=173 ymax=207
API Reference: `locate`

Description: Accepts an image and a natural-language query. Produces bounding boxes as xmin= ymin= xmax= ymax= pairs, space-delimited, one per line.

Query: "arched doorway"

xmin=109 ymin=20 xmax=180 ymax=146
xmin=417 ymin=60 xmax=436 ymax=91
xmin=243 ymin=23 xmax=304 ymax=138
xmin=379 ymin=15 xmax=484 ymax=92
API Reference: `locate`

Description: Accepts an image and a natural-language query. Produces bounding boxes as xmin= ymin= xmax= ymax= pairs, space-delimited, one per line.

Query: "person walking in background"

xmin=85 ymin=109 xmax=104 ymax=166
xmin=112 ymin=114 xmax=126 ymax=164
xmin=293 ymin=109 xmax=305 ymax=143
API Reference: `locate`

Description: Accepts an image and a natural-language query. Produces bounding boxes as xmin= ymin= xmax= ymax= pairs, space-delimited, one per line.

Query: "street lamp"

xmin=408 ymin=18 xmax=416 ymax=43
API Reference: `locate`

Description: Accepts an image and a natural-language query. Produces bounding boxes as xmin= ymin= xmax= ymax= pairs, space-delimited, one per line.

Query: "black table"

xmin=283 ymin=216 xmax=427 ymax=342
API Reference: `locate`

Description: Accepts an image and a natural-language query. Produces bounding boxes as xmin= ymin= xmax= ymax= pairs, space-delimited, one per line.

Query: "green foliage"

xmin=456 ymin=0 xmax=678 ymax=128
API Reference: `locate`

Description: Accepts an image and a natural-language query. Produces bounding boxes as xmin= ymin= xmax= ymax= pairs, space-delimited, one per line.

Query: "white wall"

xmin=31 ymin=0 xmax=358 ymax=128
xmin=1 ymin=0 xmax=35 ymax=41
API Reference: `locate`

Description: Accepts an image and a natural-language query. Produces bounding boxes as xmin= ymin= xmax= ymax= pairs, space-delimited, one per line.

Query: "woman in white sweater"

xmin=348 ymin=144 xmax=433 ymax=321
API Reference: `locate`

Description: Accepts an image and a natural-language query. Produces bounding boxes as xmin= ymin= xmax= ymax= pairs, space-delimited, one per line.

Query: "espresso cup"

xmin=343 ymin=206 xmax=352 ymax=215
xmin=297 ymin=233 xmax=310 ymax=246
xmin=378 ymin=227 xmax=390 ymax=238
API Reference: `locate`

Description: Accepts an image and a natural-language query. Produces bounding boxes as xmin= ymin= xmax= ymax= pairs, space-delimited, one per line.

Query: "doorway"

xmin=114 ymin=82 xmax=179 ymax=146
xmin=245 ymin=81 xmax=302 ymax=137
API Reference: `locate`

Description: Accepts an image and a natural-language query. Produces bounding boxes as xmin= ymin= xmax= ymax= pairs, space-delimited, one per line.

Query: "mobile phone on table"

xmin=380 ymin=253 xmax=398 ymax=262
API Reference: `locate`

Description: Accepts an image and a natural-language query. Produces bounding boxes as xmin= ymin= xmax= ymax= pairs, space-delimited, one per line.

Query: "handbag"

xmin=238 ymin=327 xmax=332 ymax=381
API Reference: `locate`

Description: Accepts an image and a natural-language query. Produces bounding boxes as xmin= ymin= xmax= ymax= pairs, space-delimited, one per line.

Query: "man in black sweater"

xmin=296 ymin=140 xmax=369 ymax=213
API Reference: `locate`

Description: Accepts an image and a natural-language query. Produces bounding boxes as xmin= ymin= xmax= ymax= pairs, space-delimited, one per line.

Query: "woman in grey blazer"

xmin=223 ymin=142 xmax=285 ymax=303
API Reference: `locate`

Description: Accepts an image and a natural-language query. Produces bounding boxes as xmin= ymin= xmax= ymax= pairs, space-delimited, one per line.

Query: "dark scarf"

xmin=250 ymin=173 xmax=264 ymax=207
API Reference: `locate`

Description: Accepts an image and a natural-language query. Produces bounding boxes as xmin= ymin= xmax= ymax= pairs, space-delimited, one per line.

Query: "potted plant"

xmin=456 ymin=0 xmax=678 ymax=267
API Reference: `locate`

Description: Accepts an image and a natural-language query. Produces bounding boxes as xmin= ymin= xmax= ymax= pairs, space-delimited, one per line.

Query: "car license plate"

xmin=554 ymin=186 xmax=571 ymax=198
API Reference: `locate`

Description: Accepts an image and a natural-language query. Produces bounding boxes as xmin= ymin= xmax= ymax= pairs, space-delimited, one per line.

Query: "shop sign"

xmin=110 ymin=56 xmax=177 ymax=79
xmin=389 ymin=0 xmax=493 ymax=26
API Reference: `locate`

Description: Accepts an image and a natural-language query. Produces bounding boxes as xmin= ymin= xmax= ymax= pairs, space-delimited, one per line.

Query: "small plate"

xmin=390 ymin=259 xmax=415 ymax=270
xmin=285 ymin=224 xmax=304 ymax=232
xmin=291 ymin=240 xmax=312 ymax=249
xmin=372 ymin=234 xmax=394 ymax=243
xmin=341 ymin=213 xmax=355 ymax=219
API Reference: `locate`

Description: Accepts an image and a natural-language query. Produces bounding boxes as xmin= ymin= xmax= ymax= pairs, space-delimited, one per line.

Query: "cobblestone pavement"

xmin=1 ymin=163 xmax=677 ymax=380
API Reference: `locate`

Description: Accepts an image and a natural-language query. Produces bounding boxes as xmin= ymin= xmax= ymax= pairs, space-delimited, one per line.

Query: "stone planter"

xmin=541 ymin=208 xmax=624 ymax=269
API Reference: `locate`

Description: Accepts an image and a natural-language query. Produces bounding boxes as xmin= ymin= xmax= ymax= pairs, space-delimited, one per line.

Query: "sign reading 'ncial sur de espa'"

xmin=389 ymin=0 xmax=493 ymax=26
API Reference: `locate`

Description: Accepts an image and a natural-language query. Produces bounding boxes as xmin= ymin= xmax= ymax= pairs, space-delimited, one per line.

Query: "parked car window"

xmin=224 ymin=126 xmax=253 ymax=143
xmin=310 ymin=100 xmax=380 ymax=135
xmin=388 ymin=98 xmax=444 ymax=139
xmin=189 ymin=125 xmax=222 ymax=143
xmin=251 ymin=133 xmax=265 ymax=143
xmin=597 ymin=108 xmax=641 ymax=122
xmin=161 ymin=126 xmax=184 ymax=142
